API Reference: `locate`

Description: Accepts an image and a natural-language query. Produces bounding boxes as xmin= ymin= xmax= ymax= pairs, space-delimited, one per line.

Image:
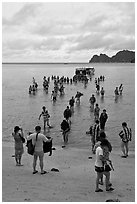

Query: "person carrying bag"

xmin=27 ymin=126 xmax=52 ymax=174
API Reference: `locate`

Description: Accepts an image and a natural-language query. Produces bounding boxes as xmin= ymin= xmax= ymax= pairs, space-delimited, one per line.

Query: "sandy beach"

xmin=2 ymin=141 xmax=135 ymax=202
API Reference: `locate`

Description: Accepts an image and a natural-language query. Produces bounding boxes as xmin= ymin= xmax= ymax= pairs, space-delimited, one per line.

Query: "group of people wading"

xmin=12 ymin=71 xmax=132 ymax=193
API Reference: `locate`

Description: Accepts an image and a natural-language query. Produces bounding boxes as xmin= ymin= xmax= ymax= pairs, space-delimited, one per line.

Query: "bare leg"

xmin=65 ymin=132 xmax=69 ymax=143
xmin=33 ymin=155 xmax=38 ymax=172
xmin=96 ymin=172 xmax=103 ymax=191
xmin=39 ymin=154 xmax=44 ymax=173
xmin=63 ymin=132 xmax=66 ymax=144
xmin=104 ymin=171 xmax=110 ymax=190
xmin=15 ymin=154 xmax=19 ymax=165
xmin=18 ymin=154 xmax=22 ymax=165
xmin=47 ymin=119 xmax=51 ymax=127
xmin=99 ymin=174 xmax=103 ymax=185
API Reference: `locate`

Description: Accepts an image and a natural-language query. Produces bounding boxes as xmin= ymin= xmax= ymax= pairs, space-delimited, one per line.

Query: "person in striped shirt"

xmin=119 ymin=122 xmax=132 ymax=158
xmin=39 ymin=106 xmax=52 ymax=130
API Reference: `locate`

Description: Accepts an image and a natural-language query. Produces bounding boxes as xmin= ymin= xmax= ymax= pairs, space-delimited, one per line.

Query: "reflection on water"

xmin=100 ymin=96 xmax=104 ymax=103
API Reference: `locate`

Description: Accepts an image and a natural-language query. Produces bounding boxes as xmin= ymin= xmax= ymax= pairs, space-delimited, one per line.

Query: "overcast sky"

xmin=2 ymin=2 xmax=135 ymax=62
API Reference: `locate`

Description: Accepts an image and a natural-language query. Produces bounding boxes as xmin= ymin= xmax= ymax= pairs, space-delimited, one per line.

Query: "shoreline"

xmin=2 ymin=141 xmax=135 ymax=202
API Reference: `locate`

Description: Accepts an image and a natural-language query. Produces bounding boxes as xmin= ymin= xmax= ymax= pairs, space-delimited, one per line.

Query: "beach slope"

xmin=2 ymin=142 xmax=135 ymax=202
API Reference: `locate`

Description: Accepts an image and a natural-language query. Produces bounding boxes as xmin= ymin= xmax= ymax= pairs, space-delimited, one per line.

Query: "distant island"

xmin=89 ymin=50 xmax=135 ymax=63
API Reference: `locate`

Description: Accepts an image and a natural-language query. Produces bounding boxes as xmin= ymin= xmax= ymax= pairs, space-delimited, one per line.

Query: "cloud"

xmin=66 ymin=3 xmax=135 ymax=53
xmin=9 ymin=3 xmax=42 ymax=25
xmin=2 ymin=2 xmax=135 ymax=62
xmin=67 ymin=31 xmax=135 ymax=53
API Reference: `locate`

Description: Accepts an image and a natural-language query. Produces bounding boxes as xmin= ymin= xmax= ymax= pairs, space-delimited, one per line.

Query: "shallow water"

xmin=2 ymin=63 xmax=135 ymax=150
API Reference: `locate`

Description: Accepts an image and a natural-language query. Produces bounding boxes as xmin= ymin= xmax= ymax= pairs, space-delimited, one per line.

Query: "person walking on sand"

xmin=93 ymin=132 xmax=113 ymax=186
xmin=12 ymin=126 xmax=25 ymax=166
xmin=119 ymin=122 xmax=132 ymax=158
xmin=94 ymin=103 xmax=100 ymax=121
xmin=39 ymin=106 xmax=52 ymax=130
xmin=27 ymin=126 xmax=52 ymax=174
xmin=100 ymin=109 xmax=108 ymax=130
xmin=95 ymin=139 xmax=114 ymax=192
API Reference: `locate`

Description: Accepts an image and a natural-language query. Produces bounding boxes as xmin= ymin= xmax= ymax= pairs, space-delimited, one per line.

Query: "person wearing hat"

xmin=12 ymin=126 xmax=25 ymax=166
xmin=99 ymin=109 xmax=108 ymax=130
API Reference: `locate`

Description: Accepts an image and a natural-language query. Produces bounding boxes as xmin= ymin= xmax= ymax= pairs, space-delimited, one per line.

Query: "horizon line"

xmin=2 ymin=62 xmax=90 ymax=64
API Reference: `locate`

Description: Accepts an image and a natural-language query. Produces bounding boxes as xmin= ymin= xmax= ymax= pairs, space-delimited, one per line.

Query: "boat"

xmin=75 ymin=67 xmax=95 ymax=76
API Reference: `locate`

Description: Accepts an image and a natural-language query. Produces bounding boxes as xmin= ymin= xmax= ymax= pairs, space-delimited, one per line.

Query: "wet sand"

xmin=2 ymin=141 xmax=135 ymax=202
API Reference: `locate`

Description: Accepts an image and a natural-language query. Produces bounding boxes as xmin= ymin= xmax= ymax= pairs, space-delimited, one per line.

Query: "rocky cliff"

xmin=89 ymin=50 xmax=135 ymax=63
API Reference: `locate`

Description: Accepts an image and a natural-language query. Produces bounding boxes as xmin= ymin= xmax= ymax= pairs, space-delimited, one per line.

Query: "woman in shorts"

xmin=95 ymin=139 xmax=114 ymax=192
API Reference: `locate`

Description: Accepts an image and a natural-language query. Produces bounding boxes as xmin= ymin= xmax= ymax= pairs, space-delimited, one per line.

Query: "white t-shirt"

xmin=27 ymin=133 xmax=48 ymax=152
xmin=95 ymin=146 xmax=103 ymax=167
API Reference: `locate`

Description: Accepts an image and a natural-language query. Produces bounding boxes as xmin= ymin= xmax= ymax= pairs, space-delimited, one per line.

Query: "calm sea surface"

xmin=2 ymin=63 xmax=135 ymax=151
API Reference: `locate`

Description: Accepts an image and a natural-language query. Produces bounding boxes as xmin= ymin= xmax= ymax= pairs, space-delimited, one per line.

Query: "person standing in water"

xmin=12 ymin=126 xmax=25 ymax=166
xmin=119 ymin=84 xmax=123 ymax=95
xmin=69 ymin=96 xmax=75 ymax=114
xmin=89 ymin=94 xmax=96 ymax=110
xmin=75 ymin=91 xmax=83 ymax=103
xmin=94 ymin=104 xmax=100 ymax=121
xmin=96 ymin=84 xmax=100 ymax=93
xmin=92 ymin=120 xmax=100 ymax=152
xmin=39 ymin=106 xmax=52 ymax=130
xmin=100 ymin=87 xmax=105 ymax=97
xmin=63 ymin=106 xmax=72 ymax=125
xmin=100 ymin=109 xmax=108 ymax=130
xmin=114 ymin=87 xmax=119 ymax=96
xmin=51 ymin=90 xmax=58 ymax=102
xmin=29 ymin=85 xmax=32 ymax=94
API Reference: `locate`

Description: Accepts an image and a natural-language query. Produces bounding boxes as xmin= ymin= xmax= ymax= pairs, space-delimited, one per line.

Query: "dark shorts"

xmin=95 ymin=166 xmax=104 ymax=173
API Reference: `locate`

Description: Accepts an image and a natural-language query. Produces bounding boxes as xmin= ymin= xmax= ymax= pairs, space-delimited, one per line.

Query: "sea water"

xmin=2 ymin=63 xmax=135 ymax=151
